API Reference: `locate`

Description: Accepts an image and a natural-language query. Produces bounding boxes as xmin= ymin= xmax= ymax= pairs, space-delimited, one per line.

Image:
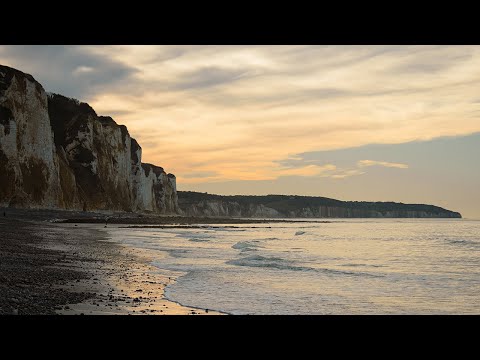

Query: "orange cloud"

xmin=3 ymin=45 xmax=478 ymax=185
xmin=357 ymin=160 xmax=409 ymax=169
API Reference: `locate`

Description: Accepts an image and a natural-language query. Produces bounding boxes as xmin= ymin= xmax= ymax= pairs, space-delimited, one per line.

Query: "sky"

xmin=0 ymin=45 xmax=479 ymax=218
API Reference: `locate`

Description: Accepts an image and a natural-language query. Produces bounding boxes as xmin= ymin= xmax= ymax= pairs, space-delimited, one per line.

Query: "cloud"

xmin=331 ymin=169 xmax=366 ymax=179
xmin=387 ymin=50 xmax=473 ymax=75
xmin=1 ymin=45 xmax=480 ymax=186
xmin=277 ymin=164 xmax=337 ymax=177
xmin=73 ymin=65 xmax=95 ymax=75
xmin=170 ymin=66 xmax=250 ymax=90
xmin=273 ymin=154 xmax=407 ymax=182
xmin=0 ymin=45 xmax=138 ymax=100
xmin=357 ymin=160 xmax=409 ymax=169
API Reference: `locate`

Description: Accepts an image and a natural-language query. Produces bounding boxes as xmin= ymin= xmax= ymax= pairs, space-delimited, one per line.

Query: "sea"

xmin=107 ymin=219 xmax=480 ymax=314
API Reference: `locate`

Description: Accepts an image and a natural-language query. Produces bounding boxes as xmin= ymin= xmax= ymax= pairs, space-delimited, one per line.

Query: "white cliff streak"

xmin=0 ymin=64 xmax=178 ymax=214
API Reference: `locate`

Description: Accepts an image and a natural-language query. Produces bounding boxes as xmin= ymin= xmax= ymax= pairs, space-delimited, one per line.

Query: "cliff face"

xmin=180 ymin=200 xmax=282 ymax=218
xmin=0 ymin=64 xmax=178 ymax=214
xmin=178 ymin=192 xmax=462 ymax=218
xmin=0 ymin=66 xmax=61 ymax=208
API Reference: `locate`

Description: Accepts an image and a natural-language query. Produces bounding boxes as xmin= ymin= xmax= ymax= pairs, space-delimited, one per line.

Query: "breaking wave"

xmin=189 ymin=238 xmax=210 ymax=242
xmin=227 ymin=255 xmax=384 ymax=278
xmin=232 ymin=241 xmax=260 ymax=252
xmin=226 ymin=255 xmax=314 ymax=272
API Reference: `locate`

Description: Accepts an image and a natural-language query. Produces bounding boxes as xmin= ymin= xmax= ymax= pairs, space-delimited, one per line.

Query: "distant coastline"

xmin=177 ymin=191 xmax=462 ymax=219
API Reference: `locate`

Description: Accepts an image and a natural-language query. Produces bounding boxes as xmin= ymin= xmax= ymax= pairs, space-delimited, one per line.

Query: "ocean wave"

xmin=447 ymin=239 xmax=479 ymax=246
xmin=227 ymin=255 xmax=384 ymax=278
xmin=189 ymin=238 xmax=210 ymax=242
xmin=176 ymin=232 xmax=211 ymax=239
xmin=226 ymin=255 xmax=314 ymax=272
xmin=340 ymin=263 xmax=384 ymax=268
xmin=207 ymin=227 xmax=247 ymax=232
xmin=232 ymin=241 xmax=261 ymax=252
xmin=318 ymin=268 xmax=384 ymax=278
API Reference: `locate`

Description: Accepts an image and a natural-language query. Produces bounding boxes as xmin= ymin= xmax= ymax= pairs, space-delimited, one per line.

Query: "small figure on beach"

xmin=3 ymin=211 xmax=5 ymax=217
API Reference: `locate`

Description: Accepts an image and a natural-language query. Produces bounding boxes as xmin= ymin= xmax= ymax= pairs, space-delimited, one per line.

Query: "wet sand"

xmin=1 ymin=206 xmax=327 ymax=315
xmin=0 ymin=218 xmax=92 ymax=315
xmin=0 ymin=210 xmax=222 ymax=315
xmin=53 ymin=223 xmax=222 ymax=315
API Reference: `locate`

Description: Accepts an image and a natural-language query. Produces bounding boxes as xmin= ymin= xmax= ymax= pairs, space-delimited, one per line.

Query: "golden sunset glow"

xmin=72 ymin=46 xmax=480 ymax=185
xmin=2 ymin=45 xmax=480 ymax=217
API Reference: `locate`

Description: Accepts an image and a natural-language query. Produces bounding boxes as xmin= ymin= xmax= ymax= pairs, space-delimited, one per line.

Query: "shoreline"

xmin=0 ymin=213 xmax=223 ymax=315
xmin=55 ymin=223 xmax=223 ymax=315
xmin=58 ymin=216 xmax=334 ymax=225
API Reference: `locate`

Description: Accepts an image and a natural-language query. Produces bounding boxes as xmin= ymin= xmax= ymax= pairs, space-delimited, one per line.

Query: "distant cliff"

xmin=0 ymin=64 xmax=178 ymax=213
xmin=178 ymin=192 xmax=462 ymax=218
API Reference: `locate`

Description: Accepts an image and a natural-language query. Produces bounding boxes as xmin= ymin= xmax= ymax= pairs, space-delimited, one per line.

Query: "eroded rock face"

xmin=0 ymin=65 xmax=178 ymax=214
xmin=180 ymin=200 xmax=462 ymax=218
xmin=177 ymin=192 xmax=462 ymax=218
xmin=181 ymin=200 xmax=281 ymax=218
xmin=0 ymin=65 xmax=61 ymax=208
xmin=138 ymin=163 xmax=178 ymax=214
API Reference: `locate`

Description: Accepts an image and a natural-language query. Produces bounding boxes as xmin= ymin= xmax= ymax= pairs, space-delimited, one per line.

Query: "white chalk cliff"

xmin=177 ymin=192 xmax=462 ymax=218
xmin=0 ymin=64 xmax=178 ymax=213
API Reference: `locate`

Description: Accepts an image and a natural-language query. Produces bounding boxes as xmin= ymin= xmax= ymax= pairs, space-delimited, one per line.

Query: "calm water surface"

xmin=107 ymin=219 xmax=480 ymax=314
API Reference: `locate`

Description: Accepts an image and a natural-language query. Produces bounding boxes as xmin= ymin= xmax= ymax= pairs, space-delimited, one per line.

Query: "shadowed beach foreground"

xmin=0 ymin=209 xmax=222 ymax=315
